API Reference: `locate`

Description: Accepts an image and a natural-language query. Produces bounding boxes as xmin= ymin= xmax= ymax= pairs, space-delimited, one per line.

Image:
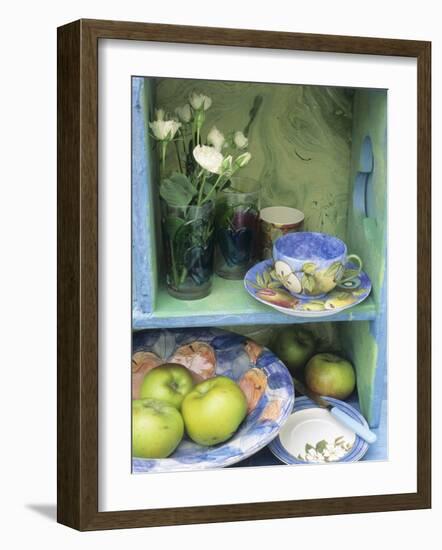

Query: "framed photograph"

xmin=57 ymin=19 xmax=431 ymax=530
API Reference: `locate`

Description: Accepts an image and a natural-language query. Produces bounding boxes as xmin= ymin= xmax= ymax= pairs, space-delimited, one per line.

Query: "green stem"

xmin=197 ymin=171 xmax=207 ymax=206
xmin=179 ymin=267 xmax=188 ymax=285
xmin=174 ymin=140 xmax=183 ymax=173
xmin=180 ymin=127 xmax=188 ymax=155
xmin=192 ymin=119 xmax=197 ymax=148
xmin=169 ymin=239 xmax=179 ymax=287
xmin=200 ymin=173 xmax=226 ymax=205
xmin=161 ymin=141 xmax=167 ymax=173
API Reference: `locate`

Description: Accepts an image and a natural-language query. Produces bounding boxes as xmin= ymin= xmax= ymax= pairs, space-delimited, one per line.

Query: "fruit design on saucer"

xmin=256 ymin=288 xmax=299 ymax=309
xmin=274 ymin=260 xmax=302 ymax=294
xmin=244 ymin=259 xmax=371 ymax=317
xmin=248 ymin=267 xmax=299 ymax=308
xmin=324 ymin=291 xmax=361 ymax=310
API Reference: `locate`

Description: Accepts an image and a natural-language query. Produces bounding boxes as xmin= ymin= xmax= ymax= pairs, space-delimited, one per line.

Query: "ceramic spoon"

xmin=293 ymin=378 xmax=377 ymax=444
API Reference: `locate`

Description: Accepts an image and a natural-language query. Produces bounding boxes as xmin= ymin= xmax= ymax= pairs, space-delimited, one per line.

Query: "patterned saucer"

xmin=244 ymin=259 xmax=371 ymax=318
xmin=269 ymin=397 xmax=369 ymax=464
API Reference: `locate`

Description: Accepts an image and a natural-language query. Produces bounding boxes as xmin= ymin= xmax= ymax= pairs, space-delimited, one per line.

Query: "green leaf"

xmin=302 ymin=262 xmax=317 ymax=274
xmin=302 ymin=273 xmax=316 ymax=294
xmin=165 ymin=216 xmax=185 ymax=242
xmin=202 ymin=179 xmax=214 ymax=197
xmin=268 ymin=281 xmax=282 ymax=289
xmin=305 ymin=443 xmax=314 ymax=453
xmin=316 ymin=440 xmax=328 ymax=454
xmin=324 ymin=261 xmax=343 ymax=280
xmin=263 ymin=270 xmax=271 ymax=285
xmin=216 ymin=206 xmax=233 ymax=228
xmin=256 ymin=273 xmax=265 ymax=287
xmin=247 ymin=282 xmax=261 ymax=290
xmin=160 ymin=172 xmax=197 ymax=207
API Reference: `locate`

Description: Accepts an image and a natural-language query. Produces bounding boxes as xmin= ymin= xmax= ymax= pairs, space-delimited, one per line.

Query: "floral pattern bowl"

xmin=132 ymin=328 xmax=294 ymax=473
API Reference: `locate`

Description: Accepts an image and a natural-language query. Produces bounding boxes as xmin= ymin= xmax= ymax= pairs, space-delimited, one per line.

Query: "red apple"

xmin=305 ymin=353 xmax=356 ymax=399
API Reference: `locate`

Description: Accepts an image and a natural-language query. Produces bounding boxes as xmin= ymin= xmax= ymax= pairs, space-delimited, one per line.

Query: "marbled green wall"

xmin=155 ymin=78 xmax=354 ymax=239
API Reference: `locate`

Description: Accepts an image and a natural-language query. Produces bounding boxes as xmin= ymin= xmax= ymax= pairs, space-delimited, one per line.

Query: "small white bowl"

xmin=269 ymin=397 xmax=369 ymax=464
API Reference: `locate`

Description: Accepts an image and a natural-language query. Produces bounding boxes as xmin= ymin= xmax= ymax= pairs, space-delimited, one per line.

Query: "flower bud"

xmin=149 ymin=119 xmax=181 ymax=141
xmin=234 ymin=151 xmax=252 ymax=169
xmin=189 ymin=91 xmax=212 ymax=111
xmin=233 ymin=131 xmax=248 ymax=149
xmin=175 ymin=104 xmax=192 ymax=123
xmin=221 ymin=155 xmax=233 ymax=174
xmin=207 ymin=126 xmax=225 ymax=152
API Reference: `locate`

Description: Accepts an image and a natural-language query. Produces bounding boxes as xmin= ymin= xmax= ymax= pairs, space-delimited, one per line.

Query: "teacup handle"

xmin=339 ymin=254 xmax=363 ymax=283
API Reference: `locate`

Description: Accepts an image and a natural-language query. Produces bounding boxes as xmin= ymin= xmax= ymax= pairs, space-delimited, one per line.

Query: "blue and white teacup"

xmin=272 ymin=232 xmax=363 ymax=298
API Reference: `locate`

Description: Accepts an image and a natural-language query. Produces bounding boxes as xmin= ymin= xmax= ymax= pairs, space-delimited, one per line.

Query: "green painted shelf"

xmin=132 ymin=275 xmax=377 ymax=329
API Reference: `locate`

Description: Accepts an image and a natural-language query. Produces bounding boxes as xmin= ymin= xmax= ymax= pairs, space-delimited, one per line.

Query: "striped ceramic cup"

xmin=259 ymin=206 xmax=304 ymax=259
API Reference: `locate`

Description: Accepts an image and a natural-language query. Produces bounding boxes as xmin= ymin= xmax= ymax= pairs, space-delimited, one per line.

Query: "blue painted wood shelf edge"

xmin=133 ymin=297 xmax=377 ymax=330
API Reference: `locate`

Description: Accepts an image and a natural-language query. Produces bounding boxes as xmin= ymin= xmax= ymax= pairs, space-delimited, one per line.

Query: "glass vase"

xmin=214 ymin=179 xmax=260 ymax=280
xmin=161 ymin=200 xmax=215 ymax=300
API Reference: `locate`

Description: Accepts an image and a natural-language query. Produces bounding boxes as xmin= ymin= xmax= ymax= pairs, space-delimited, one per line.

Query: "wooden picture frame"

xmin=57 ymin=19 xmax=431 ymax=531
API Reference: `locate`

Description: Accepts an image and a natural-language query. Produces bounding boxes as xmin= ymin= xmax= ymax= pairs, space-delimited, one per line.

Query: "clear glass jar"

xmin=214 ymin=178 xmax=260 ymax=280
xmin=161 ymin=200 xmax=215 ymax=300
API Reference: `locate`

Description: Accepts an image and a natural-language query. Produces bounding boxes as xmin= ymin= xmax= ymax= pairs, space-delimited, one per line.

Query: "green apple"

xmin=132 ymin=398 xmax=184 ymax=458
xmin=139 ymin=363 xmax=194 ymax=410
xmin=181 ymin=376 xmax=247 ymax=446
xmin=305 ymin=353 xmax=356 ymax=399
xmin=272 ymin=327 xmax=316 ymax=373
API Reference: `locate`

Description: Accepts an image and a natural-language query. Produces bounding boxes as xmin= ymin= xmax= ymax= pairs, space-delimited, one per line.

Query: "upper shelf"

xmin=132 ymin=275 xmax=377 ymax=329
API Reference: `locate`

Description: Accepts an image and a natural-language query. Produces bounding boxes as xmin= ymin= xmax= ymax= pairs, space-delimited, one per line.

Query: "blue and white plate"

xmin=269 ymin=396 xmax=369 ymax=464
xmin=132 ymin=328 xmax=294 ymax=473
xmin=244 ymin=259 xmax=372 ymax=318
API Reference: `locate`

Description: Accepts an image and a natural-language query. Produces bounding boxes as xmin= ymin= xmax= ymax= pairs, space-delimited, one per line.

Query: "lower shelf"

xmin=133 ymin=276 xmax=377 ymax=329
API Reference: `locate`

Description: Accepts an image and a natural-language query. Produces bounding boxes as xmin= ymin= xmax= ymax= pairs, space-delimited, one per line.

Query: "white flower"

xmin=207 ymin=126 xmax=225 ymax=151
xmin=155 ymin=108 xmax=165 ymax=121
xmin=233 ymin=130 xmax=248 ymax=149
xmin=175 ymin=104 xmax=192 ymax=123
xmin=234 ymin=151 xmax=252 ymax=169
xmin=326 ymin=450 xmax=339 ymax=461
xmin=193 ymin=145 xmax=224 ymax=174
xmin=189 ymin=91 xmax=212 ymax=111
xmin=149 ymin=119 xmax=181 ymax=141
